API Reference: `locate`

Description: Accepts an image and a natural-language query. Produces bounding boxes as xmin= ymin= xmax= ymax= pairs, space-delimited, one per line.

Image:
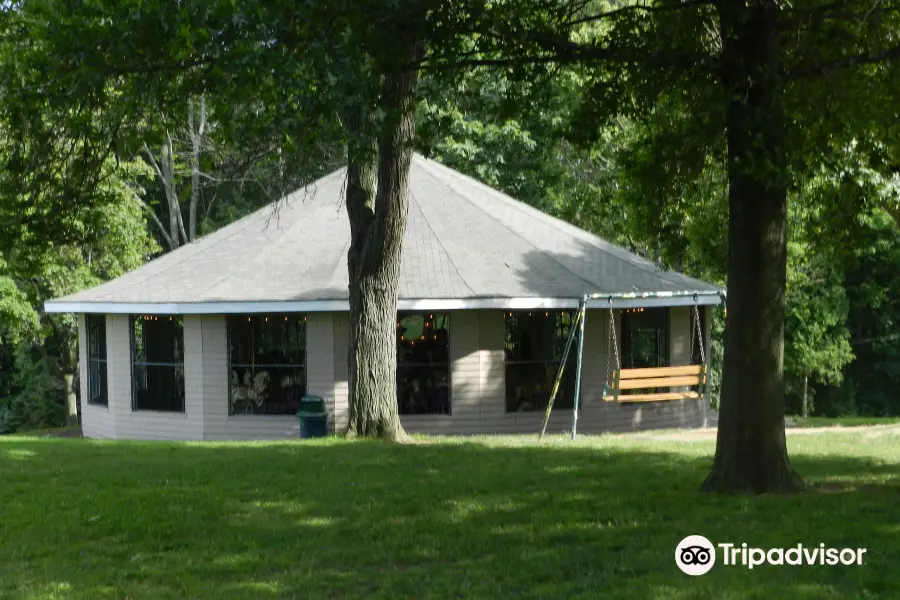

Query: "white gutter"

xmin=44 ymin=292 xmax=724 ymax=315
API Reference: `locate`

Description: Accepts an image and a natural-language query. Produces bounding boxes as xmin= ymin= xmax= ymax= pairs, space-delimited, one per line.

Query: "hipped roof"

xmin=46 ymin=155 xmax=721 ymax=313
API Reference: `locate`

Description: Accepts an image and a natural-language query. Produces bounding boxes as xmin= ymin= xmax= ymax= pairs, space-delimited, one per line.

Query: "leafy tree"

xmin=0 ymin=155 xmax=157 ymax=432
xmin=440 ymin=0 xmax=900 ymax=492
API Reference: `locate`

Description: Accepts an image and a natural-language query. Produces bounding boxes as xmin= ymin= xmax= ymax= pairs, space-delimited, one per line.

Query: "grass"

xmin=1 ymin=429 xmax=899 ymax=599
xmin=789 ymin=416 xmax=900 ymax=428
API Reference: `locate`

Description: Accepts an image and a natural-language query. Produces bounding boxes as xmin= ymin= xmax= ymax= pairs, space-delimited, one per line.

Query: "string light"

xmin=420 ymin=335 xmax=424 ymax=340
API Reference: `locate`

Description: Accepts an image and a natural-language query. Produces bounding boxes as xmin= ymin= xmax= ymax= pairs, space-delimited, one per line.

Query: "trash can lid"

xmin=298 ymin=395 xmax=326 ymax=415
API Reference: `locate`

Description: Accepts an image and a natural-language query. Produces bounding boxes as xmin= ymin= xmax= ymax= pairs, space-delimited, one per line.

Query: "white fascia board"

xmin=586 ymin=296 xmax=723 ymax=309
xmin=44 ymin=294 xmax=722 ymax=315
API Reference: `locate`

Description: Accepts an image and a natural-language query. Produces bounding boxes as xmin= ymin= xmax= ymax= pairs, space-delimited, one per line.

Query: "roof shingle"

xmin=49 ymin=155 xmax=719 ymax=306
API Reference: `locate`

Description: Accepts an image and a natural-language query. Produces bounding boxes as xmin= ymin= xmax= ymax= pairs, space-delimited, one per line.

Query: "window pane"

xmin=227 ymin=315 xmax=307 ymax=415
xmin=397 ymin=313 xmax=450 ymax=415
xmin=622 ymin=308 xmax=669 ymax=369
xmin=86 ymin=315 xmax=108 ymax=406
xmin=131 ymin=316 xmax=185 ymax=412
xmin=505 ymin=312 xmax=577 ymax=412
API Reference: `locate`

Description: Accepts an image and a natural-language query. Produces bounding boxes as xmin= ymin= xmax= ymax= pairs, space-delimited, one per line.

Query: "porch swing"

xmin=601 ymin=302 xmax=708 ymax=403
xmin=538 ymin=290 xmax=722 ymax=441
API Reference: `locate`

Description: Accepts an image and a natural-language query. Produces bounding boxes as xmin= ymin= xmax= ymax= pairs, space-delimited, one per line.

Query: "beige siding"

xmin=670 ymin=307 xmax=691 ymax=366
xmin=332 ymin=313 xmax=349 ymax=432
xmin=79 ymin=314 xmax=116 ymax=439
xmin=102 ymin=314 xmax=202 ymax=440
xmin=82 ymin=306 xmax=708 ymax=440
xmin=307 ymin=313 xmax=336 ymax=431
xmin=402 ymin=308 xmax=705 ymax=435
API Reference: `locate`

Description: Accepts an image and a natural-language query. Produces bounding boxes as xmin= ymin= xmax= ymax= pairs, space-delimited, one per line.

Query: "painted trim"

xmin=45 ymin=294 xmax=723 ymax=315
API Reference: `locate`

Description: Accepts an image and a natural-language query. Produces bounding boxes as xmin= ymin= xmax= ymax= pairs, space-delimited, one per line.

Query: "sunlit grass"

xmin=0 ymin=430 xmax=898 ymax=599
xmin=790 ymin=416 xmax=900 ymax=428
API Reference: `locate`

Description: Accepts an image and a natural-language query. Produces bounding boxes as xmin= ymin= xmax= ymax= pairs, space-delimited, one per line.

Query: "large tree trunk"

xmin=702 ymin=0 xmax=803 ymax=493
xmin=345 ymin=41 xmax=422 ymax=441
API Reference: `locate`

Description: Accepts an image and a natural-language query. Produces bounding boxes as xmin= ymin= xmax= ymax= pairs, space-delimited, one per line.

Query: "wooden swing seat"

xmin=602 ymin=364 xmax=707 ymax=403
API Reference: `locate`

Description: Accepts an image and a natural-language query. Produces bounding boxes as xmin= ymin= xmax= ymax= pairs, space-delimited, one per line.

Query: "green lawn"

xmin=789 ymin=416 xmax=900 ymax=428
xmin=1 ymin=430 xmax=898 ymax=599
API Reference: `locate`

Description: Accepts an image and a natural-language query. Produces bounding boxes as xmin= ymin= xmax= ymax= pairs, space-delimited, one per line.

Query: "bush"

xmin=0 ymin=343 xmax=66 ymax=434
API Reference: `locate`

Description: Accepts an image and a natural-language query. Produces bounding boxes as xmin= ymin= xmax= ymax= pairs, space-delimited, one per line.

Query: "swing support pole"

xmin=538 ymin=301 xmax=585 ymax=440
xmin=571 ymin=295 xmax=588 ymax=440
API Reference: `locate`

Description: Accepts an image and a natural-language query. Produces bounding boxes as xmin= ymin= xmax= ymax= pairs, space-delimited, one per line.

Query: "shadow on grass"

xmin=0 ymin=436 xmax=897 ymax=599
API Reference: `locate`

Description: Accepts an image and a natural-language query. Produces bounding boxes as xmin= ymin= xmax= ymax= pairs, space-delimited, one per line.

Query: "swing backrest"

xmin=604 ymin=364 xmax=707 ymax=402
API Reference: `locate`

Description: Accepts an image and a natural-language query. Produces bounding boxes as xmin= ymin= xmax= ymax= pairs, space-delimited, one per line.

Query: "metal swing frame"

xmin=538 ymin=289 xmax=725 ymax=441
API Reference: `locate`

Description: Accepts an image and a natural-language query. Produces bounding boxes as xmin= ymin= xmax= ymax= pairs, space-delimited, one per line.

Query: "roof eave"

xmin=44 ymin=292 xmax=724 ymax=315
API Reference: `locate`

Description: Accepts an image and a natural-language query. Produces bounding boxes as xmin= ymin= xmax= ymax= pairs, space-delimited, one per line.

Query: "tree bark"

xmin=344 ymin=41 xmax=423 ymax=441
xmin=702 ymin=0 xmax=803 ymax=493
xmin=64 ymin=373 xmax=78 ymax=426
xmin=188 ymin=95 xmax=207 ymax=242
xmin=801 ymin=375 xmax=809 ymax=418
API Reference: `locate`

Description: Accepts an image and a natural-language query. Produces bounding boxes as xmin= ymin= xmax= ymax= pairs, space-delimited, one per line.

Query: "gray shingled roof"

xmin=47 ymin=155 xmax=719 ymax=307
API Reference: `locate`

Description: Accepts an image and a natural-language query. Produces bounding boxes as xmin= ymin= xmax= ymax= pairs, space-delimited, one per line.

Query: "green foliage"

xmin=0 ymin=155 xmax=158 ymax=433
xmin=0 ymin=344 xmax=65 ymax=434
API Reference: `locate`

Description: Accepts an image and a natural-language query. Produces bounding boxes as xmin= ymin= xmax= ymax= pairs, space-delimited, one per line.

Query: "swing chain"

xmin=606 ymin=304 xmax=620 ymax=381
xmin=692 ymin=303 xmax=706 ymax=365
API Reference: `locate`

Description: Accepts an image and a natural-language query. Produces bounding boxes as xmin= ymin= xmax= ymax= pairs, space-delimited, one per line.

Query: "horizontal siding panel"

xmin=88 ymin=309 xmax=708 ymax=440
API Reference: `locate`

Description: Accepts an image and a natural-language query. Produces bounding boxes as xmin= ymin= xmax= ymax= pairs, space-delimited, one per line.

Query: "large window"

xmin=228 ymin=314 xmax=306 ymax=415
xmin=622 ymin=308 xmax=669 ymax=369
xmin=131 ymin=315 xmax=185 ymax=412
xmin=86 ymin=315 xmax=108 ymax=407
xmin=397 ymin=313 xmax=450 ymax=415
xmin=505 ymin=311 xmax=577 ymax=412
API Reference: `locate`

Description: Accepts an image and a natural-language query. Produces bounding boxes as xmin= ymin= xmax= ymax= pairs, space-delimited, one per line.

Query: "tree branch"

xmin=128 ymin=188 xmax=175 ymax=250
xmin=788 ymin=41 xmax=900 ymax=79
xmin=565 ymin=0 xmax=714 ymax=26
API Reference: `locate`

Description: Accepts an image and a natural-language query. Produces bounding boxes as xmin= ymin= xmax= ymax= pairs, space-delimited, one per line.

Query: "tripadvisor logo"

xmin=675 ymin=535 xmax=867 ymax=576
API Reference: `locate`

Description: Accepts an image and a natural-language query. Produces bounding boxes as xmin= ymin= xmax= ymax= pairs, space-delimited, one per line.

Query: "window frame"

xmin=226 ymin=314 xmax=308 ymax=417
xmin=130 ymin=315 xmax=186 ymax=413
xmin=396 ymin=312 xmax=452 ymax=416
xmin=621 ymin=307 xmax=670 ymax=370
xmin=86 ymin=314 xmax=108 ymax=407
xmin=504 ymin=310 xmax=578 ymax=413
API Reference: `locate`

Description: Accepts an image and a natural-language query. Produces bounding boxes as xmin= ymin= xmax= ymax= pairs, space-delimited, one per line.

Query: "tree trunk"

xmin=801 ymin=376 xmax=809 ymax=418
xmin=64 ymin=373 xmax=78 ymax=426
xmin=344 ymin=41 xmax=423 ymax=441
xmin=189 ymin=95 xmax=207 ymax=242
xmin=702 ymin=0 xmax=803 ymax=493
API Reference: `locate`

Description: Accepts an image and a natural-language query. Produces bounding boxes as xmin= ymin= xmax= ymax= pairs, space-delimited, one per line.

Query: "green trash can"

xmin=297 ymin=396 xmax=328 ymax=439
